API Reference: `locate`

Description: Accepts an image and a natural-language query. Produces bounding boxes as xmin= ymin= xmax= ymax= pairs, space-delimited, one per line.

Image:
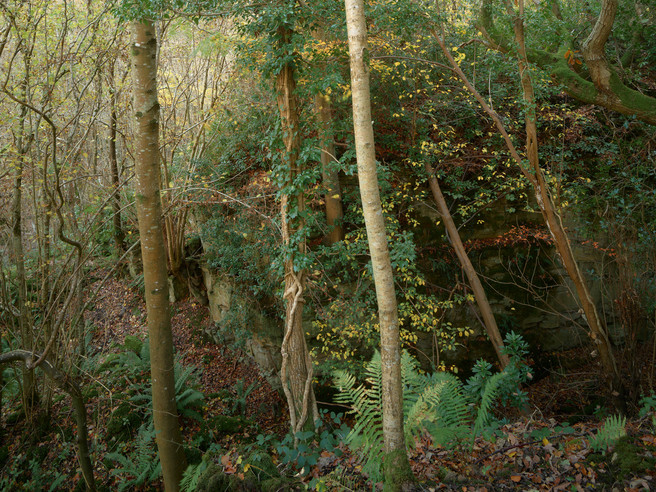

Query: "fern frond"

xmin=590 ymin=414 xmax=626 ymax=452
xmin=473 ymin=371 xmax=506 ymax=437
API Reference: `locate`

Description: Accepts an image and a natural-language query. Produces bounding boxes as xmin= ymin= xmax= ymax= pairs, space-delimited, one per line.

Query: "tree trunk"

xmin=109 ymin=61 xmax=125 ymax=259
xmin=344 ymin=0 xmax=414 ymax=489
xmin=131 ymin=19 xmax=186 ymax=491
xmin=12 ymin=100 xmax=37 ymax=413
xmin=424 ymin=162 xmax=509 ymax=369
xmin=431 ymin=20 xmax=622 ymax=398
xmin=316 ymin=92 xmax=344 ymax=244
xmin=506 ymin=1 xmax=621 ymax=397
xmin=0 ymin=350 xmax=95 ymax=491
xmin=275 ymin=24 xmax=319 ymax=435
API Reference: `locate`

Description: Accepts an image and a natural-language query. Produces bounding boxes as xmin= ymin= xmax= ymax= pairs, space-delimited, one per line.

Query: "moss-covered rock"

xmin=122 ymin=335 xmax=143 ymax=355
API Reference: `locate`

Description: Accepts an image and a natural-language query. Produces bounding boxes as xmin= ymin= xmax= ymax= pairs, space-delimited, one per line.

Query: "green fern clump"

xmin=590 ymin=414 xmax=627 ymax=452
xmin=105 ymin=423 xmax=161 ymax=492
xmin=333 ymin=334 xmax=532 ymax=485
xmin=334 ymin=351 xmax=470 ymax=482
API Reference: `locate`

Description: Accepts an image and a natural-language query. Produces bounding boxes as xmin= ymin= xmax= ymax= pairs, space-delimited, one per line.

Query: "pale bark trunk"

xmin=131 ymin=20 xmax=186 ymax=491
xmin=275 ymin=24 xmax=319 ymax=435
xmin=424 ymin=162 xmax=509 ymax=369
xmin=344 ymin=0 xmax=414 ymax=488
xmin=581 ymin=0 xmax=617 ymax=93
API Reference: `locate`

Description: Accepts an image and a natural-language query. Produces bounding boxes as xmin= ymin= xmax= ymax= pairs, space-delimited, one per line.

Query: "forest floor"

xmin=1 ymin=270 xmax=655 ymax=491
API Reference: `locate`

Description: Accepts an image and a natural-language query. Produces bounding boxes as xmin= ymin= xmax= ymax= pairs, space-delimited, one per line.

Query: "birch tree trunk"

xmin=131 ymin=19 xmax=186 ymax=491
xmin=344 ymin=0 xmax=414 ymax=488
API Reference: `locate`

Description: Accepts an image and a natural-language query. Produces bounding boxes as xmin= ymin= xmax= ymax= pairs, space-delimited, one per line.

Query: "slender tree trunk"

xmin=275 ymin=24 xmax=319 ymax=435
xmin=506 ymin=0 xmax=621 ymax=396
xmin=424 ymin=162 xmax=509 ymax=368
xmin=344 ymin=1 xmax=414 ymax=489
xmin=109 ymin=62 xmax=125 ymax=258
xmin=131 ymin=19 xmax=186 ymax=491
xmin=431 ymin=22 xmax=622 ymax=397
xmin=0 ymin=350 xmax=95 ymax=491
xmin=316 ymin=92 xmax=344 ymax=244
xmin=12 ymin=103 xmax=37 ymax=412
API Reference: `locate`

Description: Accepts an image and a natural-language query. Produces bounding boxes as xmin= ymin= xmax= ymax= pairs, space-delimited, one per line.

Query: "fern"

xmin=106 ymin=423 xmax=161 ymax=492
xmin=472 ymin=371 xmax=506 ymax=438
xmin=180 ymin=461 xmax=208 ymax=492
xmin=590 ymin=414 xmax=626 ymax=452
xmin=334 ymin=351 xmax=469 ymax=482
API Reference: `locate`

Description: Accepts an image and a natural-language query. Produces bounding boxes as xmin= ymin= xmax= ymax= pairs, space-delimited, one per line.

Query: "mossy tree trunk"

xmin=478 ymin=0 xmax=656 ymax=125
xmin=344 ymin=0 xmax=414 ymax=489
xmin=131 ymin=19 xmax=187 ymax=491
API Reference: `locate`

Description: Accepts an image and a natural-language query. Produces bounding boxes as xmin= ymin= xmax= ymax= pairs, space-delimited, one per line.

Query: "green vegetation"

xmin=0 ymin=0 xmax=655 ymax=489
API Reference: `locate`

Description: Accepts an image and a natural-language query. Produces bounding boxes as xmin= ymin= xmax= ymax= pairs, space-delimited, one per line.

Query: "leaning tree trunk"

xmin=424 ymin=162 xmax=509 ymax=369
xmin=131 ymin=19 xmax=187 ymax=491
xmin=505 ymin=0 xmax=621 ymax=397
xmin=344 ymin=0 xmax=414 ymax=489
xmin=431 ymin=19 xmax=622 ymax=398
xmin=0 ymin=350 xmax=95 ymax=491
xmin=275 ymin=24 xmax=319 ymax=435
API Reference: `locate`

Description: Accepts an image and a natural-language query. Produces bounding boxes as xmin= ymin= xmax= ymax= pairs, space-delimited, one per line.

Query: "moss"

xmin=123 ymin=335 xmax=142 ymax=355
xmin=210 ymin=415 xmax=250 ymax=434
xmin=382 ymin=448 xmax=415 ymax=492
xmin=609 ymin=72 xmax=656 ymax=117
xmin=611 ymin=436 xmax=655 ymax=480
xmin=588 ymin=436 xmax=656 ymax=485
xmin=261 ymin=477 xmax=296 ymax=491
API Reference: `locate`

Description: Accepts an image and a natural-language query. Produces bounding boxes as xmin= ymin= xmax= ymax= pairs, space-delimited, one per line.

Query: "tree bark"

xmin=109 ymin=61 xmax=125 ymax=259
xmin=504 ymin=0 xmax=622 ymax=397
xmin=477 ymin=0 xmax=656 ymax=126
xmin=431 ymin=19 xmax=622 ymax=397
xmin=275 ymin=24 xmax=319 ymax=435
xmin=315 ymin=91 xmax=345 ymax=244
xmin=424 ymin=162 xmax=509 ymax=369
xmin=344 ymin=0 xmax=414 ymax=489
xmin=131 ymin=19 xmax=186 ymax=491
xmin=0 ymin=350 xmax=95 ymax=491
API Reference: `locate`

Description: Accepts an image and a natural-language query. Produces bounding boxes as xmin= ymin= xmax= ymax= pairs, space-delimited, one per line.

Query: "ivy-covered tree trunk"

xmin=424 ymin=162 xmax=509 ymax=369
xmin=344 ymin=0 xmax=414 ymax=489
xmin=275 ymin=24 xmax=319 ymax=434
xmin=131 ymin=19 xmax=187 ymax=491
